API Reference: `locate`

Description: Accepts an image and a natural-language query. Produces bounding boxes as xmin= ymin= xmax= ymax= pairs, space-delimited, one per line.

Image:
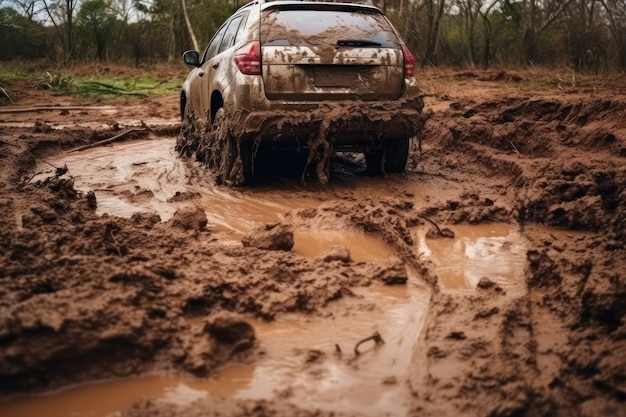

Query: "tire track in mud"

xmin=405 ymin=94 xmax=626 ymax=417
xmin=1 ymin=87 xmax=625 ymax=417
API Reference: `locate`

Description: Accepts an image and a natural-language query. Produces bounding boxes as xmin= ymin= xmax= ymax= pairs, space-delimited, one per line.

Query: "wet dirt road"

xmin=1 ymin=69 xmax=625 ymax=417
xmin=6 ymin=136 xmax=530 ymax=417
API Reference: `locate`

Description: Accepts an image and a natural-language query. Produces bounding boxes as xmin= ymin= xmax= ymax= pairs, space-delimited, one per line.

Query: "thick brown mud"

xmin=1 ymin=69 xmax=625 ymax=417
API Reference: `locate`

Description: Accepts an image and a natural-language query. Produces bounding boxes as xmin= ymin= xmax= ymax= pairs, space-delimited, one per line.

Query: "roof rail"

xmin=257 ymin=0 xmax=375 ymax=5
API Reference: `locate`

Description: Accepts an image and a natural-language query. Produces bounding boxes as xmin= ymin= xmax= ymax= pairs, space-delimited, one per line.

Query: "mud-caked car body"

xmin=178 ymin=0 xmax=423 ymax=184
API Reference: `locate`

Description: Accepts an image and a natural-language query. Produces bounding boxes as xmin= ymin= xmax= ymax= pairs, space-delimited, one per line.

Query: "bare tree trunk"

xmin=424 ymin=0 xmax=446 ymax=65
xmin=65 ymin=0 xmax=75 ymax=61
xmin=181 ymin=0 xmax=199 ymax=51
xmin=479 ymin=0 xmax=500 ymax=69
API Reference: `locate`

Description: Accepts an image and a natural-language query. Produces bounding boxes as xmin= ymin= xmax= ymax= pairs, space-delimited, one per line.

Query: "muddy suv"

xmin=178 ymin=0 xmax=423 ymax=184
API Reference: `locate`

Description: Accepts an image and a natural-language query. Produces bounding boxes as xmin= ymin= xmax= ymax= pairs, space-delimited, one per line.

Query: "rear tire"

xmin=364 ymin=136 xmax=409 ymax=174
xmin=383 ymin=136 xmax=410 ymax=173
xmin=177 ymin=101 xmax=199 ymax=157
xmin=215 ymin=108 xmax=254 ymax=185
xmin=364 ymin=149 xmax=384 ymax=175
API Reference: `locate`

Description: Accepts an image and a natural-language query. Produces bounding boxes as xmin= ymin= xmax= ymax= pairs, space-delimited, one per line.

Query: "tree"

xmin=39 ymin=0 xmax=80 ymax=61
xmin=503 ymin=0 xmax=575 ymax=64
xmin=477 ymin=0 xmax=500 ymax=68
xmin=424 ymin=0 xmax=447 ymax=65
xmin=180 ymin=0 xmax=198 ymax=51
xmin=0 ymin=5 xmax=47 ymax=59
xmin=600 ymin=0 xmax=626 ymax=70
xmin=76 ymin=0 xmax=116 ymax=61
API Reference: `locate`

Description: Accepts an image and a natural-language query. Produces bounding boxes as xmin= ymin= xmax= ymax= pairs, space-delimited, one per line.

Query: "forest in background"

xmin=0 ymin=0 xmax=625 ymax=72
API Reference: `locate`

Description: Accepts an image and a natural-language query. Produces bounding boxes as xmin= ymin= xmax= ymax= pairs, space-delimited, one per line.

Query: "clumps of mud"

xmin=242 ymin=222 xmax=294 ymax=251
xmin=417 ymin=92 xmax=626 ymax=416
xmin=424 ymin=96 xmax=626 ymax=243
xmin=119 ymin=397 xmax=348 ymax=417
xmin=0 ymin=173 xmax=414 ymax=393
xmin=182 ymin=313 xmax=256 ymax=376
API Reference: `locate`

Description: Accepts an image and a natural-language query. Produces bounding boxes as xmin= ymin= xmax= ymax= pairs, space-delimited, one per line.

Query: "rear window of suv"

xmin=261 ymin=6 xmax=399 ymax=48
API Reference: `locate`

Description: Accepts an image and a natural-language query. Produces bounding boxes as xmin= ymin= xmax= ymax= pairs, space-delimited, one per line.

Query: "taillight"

xmin=401 ymin=44 xmax=415 ymax=78
xmin=235 ymin=41 xmax=261 ymax=75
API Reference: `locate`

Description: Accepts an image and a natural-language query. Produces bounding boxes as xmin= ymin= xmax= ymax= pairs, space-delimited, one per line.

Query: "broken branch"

xmin=0 ymin=105 xmax=116 ymax=114
xmin=67 ymin=128 xmax=146 ymax=153
xmin=354 ymin=331 xmax=385 ymax=356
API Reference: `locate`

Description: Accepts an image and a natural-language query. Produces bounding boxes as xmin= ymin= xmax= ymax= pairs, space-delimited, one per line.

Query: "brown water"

xmin=13 ymin=137 xmax=532 ymax=416
xmin=416 ymin=224 xmax=527 ymax=291
xmin=35 ymin=137 xmax=320 ymax=235
xmin=293 ymin=229 xmax=396 ymax=262
xmin=1 ymin=283 xmax=428 ymax=417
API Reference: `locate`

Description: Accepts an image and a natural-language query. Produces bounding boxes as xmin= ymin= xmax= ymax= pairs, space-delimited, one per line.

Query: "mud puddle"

xmin=416 ymin=224 xmax=527 ymax=291
xmin=20 ymin=138 xmax=532 ymax=417
xmin=293 ymin=230 xmax=395 ymax=262
xmin=0 ymin=223 xmax=531 ymax=417
xmin=35 ymin=137 xmax=320 ymax=235
xmin=1 ymin=283 xmax=429 ymax=417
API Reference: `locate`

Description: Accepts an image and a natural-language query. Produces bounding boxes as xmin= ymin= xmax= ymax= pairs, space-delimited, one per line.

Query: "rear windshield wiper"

xmin=336 ymin=39 xmax=382 ymax=47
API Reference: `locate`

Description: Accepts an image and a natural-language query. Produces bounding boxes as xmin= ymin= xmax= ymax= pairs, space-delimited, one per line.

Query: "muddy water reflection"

xmin=37 ymin=137 xmax=320 ymax=235
xmin=0 ymin=366 xmax=254 ymax=417
xmin=1 ymin=284 xmax=428 ymax=417
xmin=293 ymin=230 xmax=395 ymax=262
xmin=417 ymin=224 xmax=527 ymax=290
xmin=21 ymin=139 xmax=533 ymax=416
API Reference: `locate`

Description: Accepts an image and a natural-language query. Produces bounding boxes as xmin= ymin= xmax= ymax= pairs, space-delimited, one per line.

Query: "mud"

xmin=1 ymin=69 xmax=625 ymax=417
xmin=178 ymin=94 xmax=424 ymax=185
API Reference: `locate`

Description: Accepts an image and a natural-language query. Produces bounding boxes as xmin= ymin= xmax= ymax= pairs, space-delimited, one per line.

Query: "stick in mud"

xmin=67 ymin=128 xmax=147 ymax=153
xmin=354 ymin=331 xmax=385 ymax=356
xmin=0 ymin=105 xmax=116 ymax=114
xmin=418 ymin=214 xmax=455 ymax=238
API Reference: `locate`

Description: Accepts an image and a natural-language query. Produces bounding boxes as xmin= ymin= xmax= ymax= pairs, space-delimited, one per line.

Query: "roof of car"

xmin=237 ymin=0 xmax=379 ymax=13
xmin=261 ymin=0 xmax=375 ymax=4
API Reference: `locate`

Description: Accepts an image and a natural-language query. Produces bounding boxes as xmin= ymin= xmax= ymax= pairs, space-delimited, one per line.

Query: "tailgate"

xmin=260 ymin=5 xmax=404 ymax=101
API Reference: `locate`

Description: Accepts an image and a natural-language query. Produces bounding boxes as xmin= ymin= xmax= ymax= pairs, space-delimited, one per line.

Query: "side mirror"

xmin=183 ymin=50 xmax=200 ymax=67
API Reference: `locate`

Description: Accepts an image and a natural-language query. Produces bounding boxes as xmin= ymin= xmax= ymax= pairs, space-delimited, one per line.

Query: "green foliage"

xmin=188 ymin=0 xmax=237 ymax=48
xmin=439 ymin=15 xmax=470 ymax=67
xmin=2 ymin=0 xmax=625 ymax=71
xmin=0 ymin=62 xmax=182 ymax=99
xmin=50 ymin=74 xmax=181 ymax=98
xmin=76 ymin=0 xmax=117 ymax=61
xmin=0 ymin=7 xmax=47 ymax=60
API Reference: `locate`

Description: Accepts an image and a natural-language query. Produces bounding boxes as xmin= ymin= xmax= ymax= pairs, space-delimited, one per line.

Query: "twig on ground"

xmin=19 ymin=170 xmax=48 ymax=188
xmin=0 ymin=86 xmax=11 ymax=102
xmin=67 ymin=128 xmax=146 ymax=153
xmin=418 ymin=214 xmax=445 ymax=236
xmin=354 ymin=331 xmax=385 ymax=356
xmin=0 ymin=105 xmax=116 ymax=114
xmin=0 ymin=138 xmax=20 ymax=147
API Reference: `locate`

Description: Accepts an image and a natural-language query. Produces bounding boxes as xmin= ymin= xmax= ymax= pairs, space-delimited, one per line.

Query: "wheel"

xmin=364 ymin=148 xmax=384 ymax=175
xmin=383 ymin=136 xmax=410 ymax=173
xmin=176 ymin=100 xmax=199 ymax=157
xmin=364 ymin=136 xmax=409 ymax=174
xmin=214 ymin=108 xmax=254 ymax=185
xmin=239 ymin=140 xmax=254 ymax=183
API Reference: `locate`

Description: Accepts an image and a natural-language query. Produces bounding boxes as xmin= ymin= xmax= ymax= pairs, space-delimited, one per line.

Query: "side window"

xmin=218 ymin=15 xmax=244 ymax=54
xmin=234 ymin=12 xmax=250 ymax=45
xmin=203 ymin=24 xmax=228 ymax=62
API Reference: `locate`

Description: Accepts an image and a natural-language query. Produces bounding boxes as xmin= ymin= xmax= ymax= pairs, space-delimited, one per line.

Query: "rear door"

xmin=260 ymin=4 xmax=404 ymax=101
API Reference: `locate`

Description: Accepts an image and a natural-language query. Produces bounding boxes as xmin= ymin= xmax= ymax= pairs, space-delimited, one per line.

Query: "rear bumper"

xmin=228 ymin=86 xmax=424 ymax=152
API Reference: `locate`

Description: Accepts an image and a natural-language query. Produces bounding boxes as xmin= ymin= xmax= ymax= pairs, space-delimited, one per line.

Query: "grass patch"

xmin=34 ymin=72 xmax=182 ymax=98
xmin=55 ymin=75 xmax=182 ymax=98
xmin=0 ymin=61 xmax=186 ymax=100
